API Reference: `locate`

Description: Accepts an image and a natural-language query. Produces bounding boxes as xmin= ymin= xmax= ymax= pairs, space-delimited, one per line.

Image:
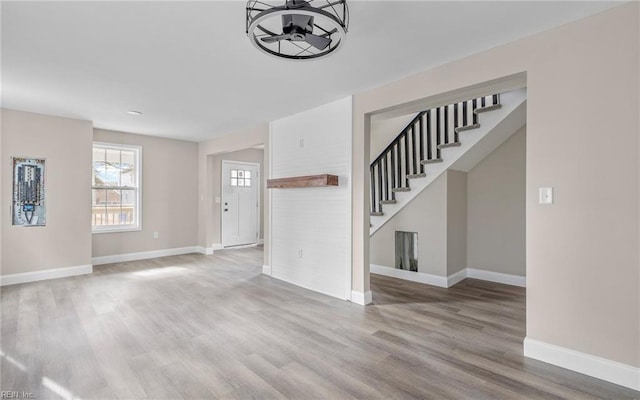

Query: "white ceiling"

xmin=1 ymin=1 xmax=622 ymax=142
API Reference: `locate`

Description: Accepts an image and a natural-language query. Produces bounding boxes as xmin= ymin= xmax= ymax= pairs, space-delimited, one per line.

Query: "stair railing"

xmin=370 ymin=94 xmax=501 ymax=215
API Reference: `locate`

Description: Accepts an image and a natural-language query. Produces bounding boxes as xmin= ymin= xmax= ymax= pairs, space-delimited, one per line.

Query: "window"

xmin=230 ymin=169 xmax=251 ymax=187
xmin=92 ymin=143 xmax=141 ymax=233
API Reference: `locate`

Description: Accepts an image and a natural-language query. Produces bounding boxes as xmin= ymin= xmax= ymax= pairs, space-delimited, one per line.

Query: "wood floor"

xmin=1 ymin=247 xmax=638 ymax=399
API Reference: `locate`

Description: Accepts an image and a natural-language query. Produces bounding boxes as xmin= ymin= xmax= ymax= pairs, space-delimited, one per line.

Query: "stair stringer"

xmin=370 ymin=88 xmax=527 ymax=236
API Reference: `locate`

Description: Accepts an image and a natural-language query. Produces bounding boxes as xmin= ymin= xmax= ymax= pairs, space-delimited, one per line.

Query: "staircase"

xmin=370 ymin=88 xmax=527 ymax=235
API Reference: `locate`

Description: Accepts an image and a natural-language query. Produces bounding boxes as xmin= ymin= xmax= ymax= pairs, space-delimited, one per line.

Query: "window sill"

xmin=92 ymin=226 xmax=142 ymax=234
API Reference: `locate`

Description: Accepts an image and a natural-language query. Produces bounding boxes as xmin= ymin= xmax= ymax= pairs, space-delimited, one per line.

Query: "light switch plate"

xmin=539 ymin=187 xmax=553 ymax=204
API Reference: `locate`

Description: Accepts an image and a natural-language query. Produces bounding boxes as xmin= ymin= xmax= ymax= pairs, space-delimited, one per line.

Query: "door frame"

xmin=221 ymin=160 xmax=261 ymax=248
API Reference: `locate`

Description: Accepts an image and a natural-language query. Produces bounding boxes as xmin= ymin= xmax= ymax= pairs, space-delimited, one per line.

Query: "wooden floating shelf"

xmin=267 ymin=174 xmax=339 ymax=189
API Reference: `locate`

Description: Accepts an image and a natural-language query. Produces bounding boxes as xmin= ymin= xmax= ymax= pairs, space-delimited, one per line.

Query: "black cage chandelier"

xmin=246 ymin=0 xmax=349 ymax=60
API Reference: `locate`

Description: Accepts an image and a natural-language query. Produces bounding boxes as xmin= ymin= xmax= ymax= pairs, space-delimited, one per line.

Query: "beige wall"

xmin=370 ymin=169 xmax=469 ymax=278
xmin=370 ymin=114 xmax=415 ymax=162
xmin=371 ymin=126 xmax=524 ymax=279
xmin=446 ymin=170 xmax=467 ymax=275
xmin=353 ymin=3 xmax=639 ymax=367
xmin=198 ymin=124 xmax=269 ymax=260
xmin=370 ymin=170 xmax=448 ymax=276
xmin=1 ymin=109 xmax=93 ymax=275
xmin=467 ymin=126 xmax=526 ymax=276
xmin=209 ymin=148 xmax=264 ymax=246
xmin=92 ymin=129 xmax=198 ymax=257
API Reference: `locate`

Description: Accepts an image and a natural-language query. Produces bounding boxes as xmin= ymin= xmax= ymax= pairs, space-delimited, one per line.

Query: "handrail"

xmin=371 ymin=111 xmax=426 ymax=167
xmin=369 ymin=93 xmax=501 ymax=215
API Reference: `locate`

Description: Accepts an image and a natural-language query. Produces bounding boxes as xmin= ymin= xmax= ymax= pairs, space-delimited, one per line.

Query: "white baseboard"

xmin=524 ymin=337 xmax=640 ymax=391
xmin=0 ymin=264 xmax=93 ymax=287
xmin=351 ymin=290 xmax=373 ymax=305
xmin=370 ymin=264 xmax=526 ymax=288
xmin=257 ymin=238 xmax=264 ymax=245
xmin=447 ymin=269 xmax=467 ymax=287
xmin=92 ymin=246 xmax=202 ymax=265
xmin=262 ymin=265 xmax=271 ymax=275
xmin=371 ymin=264 xmax=448 ymax=288
xmin=197 ymin=246 xmax=214 ymax=255
xmin=211 ymin=243 xmax=224 ymax=251
xmin=467 ymin=268 xmax=526 ymax=287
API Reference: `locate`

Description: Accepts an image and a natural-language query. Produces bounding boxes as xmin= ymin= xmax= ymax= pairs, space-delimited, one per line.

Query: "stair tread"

xmin=421 ymin=158 xmax=443 ymax=165
xmin=455 ymin=123 xmax=480 ymax=133
xmin=380 ymin=200 xmax=397 ymax=204
xmin=392 ymin=187 xmax=411 ymax=192
xmin=474 ymin=104 xmax=502 ymax=114
xmin=438 ymin=142 xmax=461 ymax=149
xmin=370 ymin=212 xmax=384 ymax=216
xmin=407 ymin=173 xmax=426 ymax=179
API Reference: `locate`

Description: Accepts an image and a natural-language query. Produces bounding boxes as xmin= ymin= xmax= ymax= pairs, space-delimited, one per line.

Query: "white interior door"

xmin=222 ymin=161 xmax=259 ymax=248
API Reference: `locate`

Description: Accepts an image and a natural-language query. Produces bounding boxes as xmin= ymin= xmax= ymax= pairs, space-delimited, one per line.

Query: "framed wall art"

xmin=12 ymin=157 xmax=46 ymax=226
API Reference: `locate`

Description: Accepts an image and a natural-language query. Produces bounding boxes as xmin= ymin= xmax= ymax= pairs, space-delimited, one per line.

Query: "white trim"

xmin=346 ymin=96 xmax=354 ymax=302
xmin=92 ymin=142 xmax=142 ymax=233
xmin=0 ymin=264 xmax=93 ymax=286
xmin=467 ymin=268 xmax=526 ymax=287
xmin=197 ymin=246 xmax=214 ymax=255
xmin=447 ymin=269 xmax=467 ymax=287
xmin=524 ymin=337 xmax=640 ymax=391
xmin=262 ymin=265 xmax=272 ymax=275
xmin=211 ymin=243 xmax=224 ymax=251
xmin=222 ymin=243 xmax=259 ymax=250
xmin=371 ymin=264 xmax=448 ymax=288
xmin=350 ymin=290 xmax=372 ymax=305
xmin=221 ymin=160 xmax=261 ymax=248
xmin=92 ymin=246 xmax=201 ymax=265
xmin=257 ymin=238 xmax=264 ymax=245
xmin=370 ymin=264 xmax=526 ymax=288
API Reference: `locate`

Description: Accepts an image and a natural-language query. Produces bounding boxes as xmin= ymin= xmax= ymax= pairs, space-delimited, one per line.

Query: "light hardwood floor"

xmin=1 ymin=247 xmax=638 ymax=399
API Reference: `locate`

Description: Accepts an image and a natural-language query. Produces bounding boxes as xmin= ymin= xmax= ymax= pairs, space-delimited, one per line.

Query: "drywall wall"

xmin=467 ymin=126 xmax=525 ymax=276
xmin=370 ymin=169 xmax=468 ymax=278
xmin=0 ymin=110 xmax=3 ymax=271
xmin=209 ymin=148 xmax=264 ymax=246
xmin=198 ymin=124 xmax=268 ymax=259
xmin=370 ymin=125 xmax=524 ymax=280
xmin=370 ymin=114 xmax=416 ymax=162
xmin=270 ymin=97 xmax=352 ymax=300
xmin=446 ymin=170 xmax=467 ymax=275
xmin=1 ymin=109 xmax=93 ymax=275
xmin=370 ymin=172 xmax=447 ymax=277
xmin=353 ymin=3 xmax=639 ymax=371
xmin=92 ymin=129 xmax=198 ymax=258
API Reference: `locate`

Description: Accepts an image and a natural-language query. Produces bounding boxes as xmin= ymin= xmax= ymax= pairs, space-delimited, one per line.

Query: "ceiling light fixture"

xmin=127 ymin=110 xmax=142 ymax=115
xmin=246 ymin=0 xmax=349 ymax=61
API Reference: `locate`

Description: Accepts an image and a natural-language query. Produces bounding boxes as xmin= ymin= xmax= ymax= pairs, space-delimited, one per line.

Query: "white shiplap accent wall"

xmin=269 ymin=97 xmax=352 ymax=300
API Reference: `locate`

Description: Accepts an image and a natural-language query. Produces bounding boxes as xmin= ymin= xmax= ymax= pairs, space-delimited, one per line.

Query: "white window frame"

xmin=91 ymin=142 xmax=142 ymax=234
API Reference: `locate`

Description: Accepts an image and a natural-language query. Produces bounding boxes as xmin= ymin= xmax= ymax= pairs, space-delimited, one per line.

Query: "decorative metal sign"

xmin=12 ymin=157 xmax=46 ymax=226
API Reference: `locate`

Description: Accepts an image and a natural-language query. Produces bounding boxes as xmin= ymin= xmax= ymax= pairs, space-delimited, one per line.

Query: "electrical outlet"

xmin=153 ymin=231 xmax=159 ymax=239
